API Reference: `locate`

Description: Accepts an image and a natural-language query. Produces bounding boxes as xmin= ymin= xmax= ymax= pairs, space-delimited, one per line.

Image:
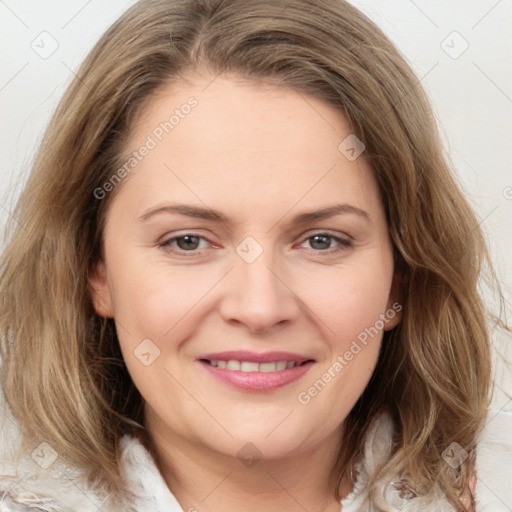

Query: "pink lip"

xmin=197 ymin=351 xmax=315 ymax=392
xmin=198 ymin=350 xmax=311 ymax=364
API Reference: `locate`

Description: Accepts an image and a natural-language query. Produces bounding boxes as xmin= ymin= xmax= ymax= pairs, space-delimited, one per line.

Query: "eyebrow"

xmin=138 ymin=203 xmax=371 ymax=225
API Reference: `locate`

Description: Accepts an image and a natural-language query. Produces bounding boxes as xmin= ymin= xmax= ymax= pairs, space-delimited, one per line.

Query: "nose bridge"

xmin=220 ymin=241 xmax=299 ymax=332
xmin=240 ymin=252 xmax=281 ymax=300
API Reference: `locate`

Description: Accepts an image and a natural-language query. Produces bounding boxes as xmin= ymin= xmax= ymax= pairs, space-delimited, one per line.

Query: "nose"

xmin=219 ymin=250 xmax=301 ymax=335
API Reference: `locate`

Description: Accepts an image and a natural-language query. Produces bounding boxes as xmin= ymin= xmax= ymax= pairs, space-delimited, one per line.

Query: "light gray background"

xmin=0 ymin=1 xmax=511 ymax=507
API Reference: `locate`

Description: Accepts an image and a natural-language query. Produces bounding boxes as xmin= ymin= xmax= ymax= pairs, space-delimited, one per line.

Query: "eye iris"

xmin=310 ymin=235 xmax=331 ymax=250
xmin=177 ymin=235 xmax=200 ymax=250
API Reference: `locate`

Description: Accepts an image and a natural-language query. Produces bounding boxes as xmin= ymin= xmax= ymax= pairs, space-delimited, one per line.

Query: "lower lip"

xmin=199 ymin=361 xmax=314 ymax=392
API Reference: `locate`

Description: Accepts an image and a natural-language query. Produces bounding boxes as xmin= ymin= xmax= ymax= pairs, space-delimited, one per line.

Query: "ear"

xmin=89 ymin=260 xmax=114 ymax=317
xmin=384 ymin=270 xmax=404 ymax=331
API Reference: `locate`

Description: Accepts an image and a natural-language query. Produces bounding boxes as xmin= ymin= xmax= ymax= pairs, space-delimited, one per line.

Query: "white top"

xmin=1 ymin=407 xmax=511 ymax=511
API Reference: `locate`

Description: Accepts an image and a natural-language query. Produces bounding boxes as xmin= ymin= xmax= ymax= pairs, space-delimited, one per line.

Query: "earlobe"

xmin=89 ymin=260 xmax=114 ymax=317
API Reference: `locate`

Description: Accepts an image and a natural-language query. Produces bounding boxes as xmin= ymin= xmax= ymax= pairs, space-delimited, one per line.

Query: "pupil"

xmin=177 ymin=235 xmax=200 ymax=250
xmin=311 ymin=235 xmax=330 ymax=250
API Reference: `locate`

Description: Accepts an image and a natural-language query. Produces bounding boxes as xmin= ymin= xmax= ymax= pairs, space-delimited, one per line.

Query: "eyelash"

xmin=158 ymin=231 xmax=352 ymax=256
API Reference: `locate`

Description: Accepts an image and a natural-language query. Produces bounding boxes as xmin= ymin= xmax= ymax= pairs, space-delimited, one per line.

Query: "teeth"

xmin=207 ymin=359 xmax=300 ymax=372
xmin=240 ymin=361 xmax=260 ymax=372
xmin=259 ymin=362 xmax=277 ymax=372
xmin=227 ymin=360 xmax=241 ymax=370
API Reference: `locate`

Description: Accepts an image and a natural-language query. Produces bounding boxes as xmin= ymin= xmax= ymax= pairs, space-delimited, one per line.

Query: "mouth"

xmin=200 ymin=359 xmax=312 ymax=372
xmin=197 ymin=351 xmax=315 ymax=392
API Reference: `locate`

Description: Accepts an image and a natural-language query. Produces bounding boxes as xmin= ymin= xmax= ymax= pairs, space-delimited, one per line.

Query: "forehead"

xmin=110 ymin=74 xmax=380 ymax=222
xmin=129 ymin=73 xmax=354 ymax=163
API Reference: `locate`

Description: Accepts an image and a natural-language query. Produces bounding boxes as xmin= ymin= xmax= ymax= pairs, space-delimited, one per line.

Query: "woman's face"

xmin=90 ymin=75 xmax=401 ymax=463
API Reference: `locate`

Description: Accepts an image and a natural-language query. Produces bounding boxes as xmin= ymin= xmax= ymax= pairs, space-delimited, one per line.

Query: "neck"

xmin=147 ymin=420 xmax=351 ymax=512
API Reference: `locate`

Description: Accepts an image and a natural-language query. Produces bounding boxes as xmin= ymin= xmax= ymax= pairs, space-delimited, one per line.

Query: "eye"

xmin=159 ymin=234 xmax=210 ymax=252
xmin=299 ymin=232 xmax=352 ymax=253
xmin=158 ymin=232 xmax=351 ymax=256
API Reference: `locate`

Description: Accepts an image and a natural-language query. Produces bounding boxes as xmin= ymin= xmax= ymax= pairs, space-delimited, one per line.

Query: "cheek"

xmin=293 ymin=263 xmax=389 ymax=430
xmin=105 ymin=254 xmax=228 ymax=378
xmin=106 ymin=245 xmax=205 ymax=330
xmin=295 ymin=260 xmax=393 ymax=347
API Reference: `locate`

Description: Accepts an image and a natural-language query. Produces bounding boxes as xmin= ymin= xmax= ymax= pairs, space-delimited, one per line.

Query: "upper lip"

xmin=198 ymin=350 xmax=314 ymax=364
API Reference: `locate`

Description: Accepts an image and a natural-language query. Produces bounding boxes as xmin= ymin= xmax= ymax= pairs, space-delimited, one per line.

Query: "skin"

xmin=90 ymin=74 xmax=402 ymax=512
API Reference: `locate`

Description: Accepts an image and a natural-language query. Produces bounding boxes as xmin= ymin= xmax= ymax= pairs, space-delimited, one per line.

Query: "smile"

xmin=197 ymin=351 xmax=315 ymax=392
xmin=204 ymin=359 xmax=304 ymax=372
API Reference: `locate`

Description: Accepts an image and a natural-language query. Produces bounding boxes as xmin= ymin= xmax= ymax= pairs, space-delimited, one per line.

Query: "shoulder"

xmin=340 ymin=411 xmax=473 ymax=512
xmin=0 ymin=406 xmax=182 ymax=511
xmin=0 ymin=400 xmax=109 ymax=511
xmin=119 ymin=434 xmax=184 ymax=510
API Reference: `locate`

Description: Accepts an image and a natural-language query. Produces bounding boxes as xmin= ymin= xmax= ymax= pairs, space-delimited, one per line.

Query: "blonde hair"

xmin=0 ymin=0 xmax=503 ymax=509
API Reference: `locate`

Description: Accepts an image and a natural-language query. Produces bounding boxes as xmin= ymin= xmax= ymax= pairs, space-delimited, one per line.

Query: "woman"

xmin=0 ymin=0 xmax=506 ymax=510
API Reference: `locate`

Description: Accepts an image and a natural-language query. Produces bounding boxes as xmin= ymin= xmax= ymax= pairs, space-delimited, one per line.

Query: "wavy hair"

xmin=0 ymin=0 xmax=503 ymax=509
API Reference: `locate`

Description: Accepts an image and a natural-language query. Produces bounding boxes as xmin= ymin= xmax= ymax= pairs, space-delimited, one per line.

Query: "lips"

xmin=197 ymin=350 xmax=315 ymax=392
